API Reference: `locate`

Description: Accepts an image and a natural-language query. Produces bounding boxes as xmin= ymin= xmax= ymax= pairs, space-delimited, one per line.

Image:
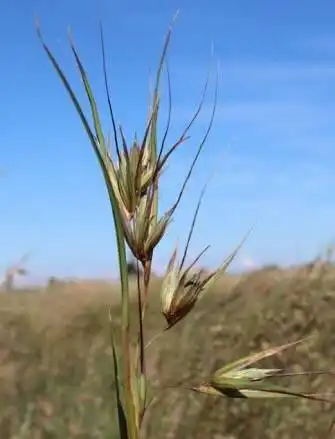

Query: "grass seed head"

xmin=190 ymin=338 xmax=335 ymax=402
xmin=113 ymin=126 xmax=158 ymax=221
xmin=160 ymin=246 xmax=235 ymax=329
xmin=119 ymin=187 xmax=171 ymax=264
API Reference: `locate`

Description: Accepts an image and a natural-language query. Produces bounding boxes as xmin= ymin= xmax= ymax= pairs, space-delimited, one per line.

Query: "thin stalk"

xmin=134 ymin=257 xmax=152 ymax=429
xmin=141 ymin=260 xmax=153 ymax=335
xmin=145 ymin=330 xmax=165 ymax=351
xmin=136 ymin=260 xmax=146 ymax=377
xmin=135 ymin=259 xmax=152 ymax=376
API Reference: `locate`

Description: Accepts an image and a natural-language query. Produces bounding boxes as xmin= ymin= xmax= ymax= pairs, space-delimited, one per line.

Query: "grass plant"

xmin=33 ymin=18 xmax=335 ymax=439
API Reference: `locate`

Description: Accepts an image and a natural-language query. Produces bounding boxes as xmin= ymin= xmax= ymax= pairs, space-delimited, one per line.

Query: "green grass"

xmin=1 ymin=264 xmax=334 ymax=439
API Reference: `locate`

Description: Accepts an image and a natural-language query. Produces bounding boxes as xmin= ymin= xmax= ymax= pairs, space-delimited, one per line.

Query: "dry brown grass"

xmin=0 ymin=264 xmax=334 ymax=438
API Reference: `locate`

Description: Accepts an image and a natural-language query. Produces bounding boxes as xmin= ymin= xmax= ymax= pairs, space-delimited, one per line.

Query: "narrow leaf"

xmin=108 ymin=308 xmax=129 ymax=439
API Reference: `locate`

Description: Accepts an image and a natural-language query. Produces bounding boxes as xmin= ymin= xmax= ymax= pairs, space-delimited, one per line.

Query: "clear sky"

xmin=1 ymin=0 xmax=335 ymax=283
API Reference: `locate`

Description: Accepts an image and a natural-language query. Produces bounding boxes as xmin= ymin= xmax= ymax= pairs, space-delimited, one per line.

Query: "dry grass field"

xmin=0 ymin=263 xmax=335 ymax=439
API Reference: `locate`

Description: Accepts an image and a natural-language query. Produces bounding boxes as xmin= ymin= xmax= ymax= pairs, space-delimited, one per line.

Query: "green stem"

xmin=135 ymin=260 xmax=152 ymax=428
xmin=135 ymin=260 xmax=152 ymax=373
xmin=136 ymin=262 xmax=146 ymax=378
xmin=111 ymin=203 xmax=139 ymax=439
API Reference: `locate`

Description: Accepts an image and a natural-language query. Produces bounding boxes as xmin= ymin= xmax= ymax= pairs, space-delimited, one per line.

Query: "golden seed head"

xmin=160 ymin=249 xmax=216 ymax=329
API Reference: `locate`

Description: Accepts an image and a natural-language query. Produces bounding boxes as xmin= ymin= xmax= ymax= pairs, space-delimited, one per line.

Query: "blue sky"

xmin=1 ymin=0 xmax=335 ymax=283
